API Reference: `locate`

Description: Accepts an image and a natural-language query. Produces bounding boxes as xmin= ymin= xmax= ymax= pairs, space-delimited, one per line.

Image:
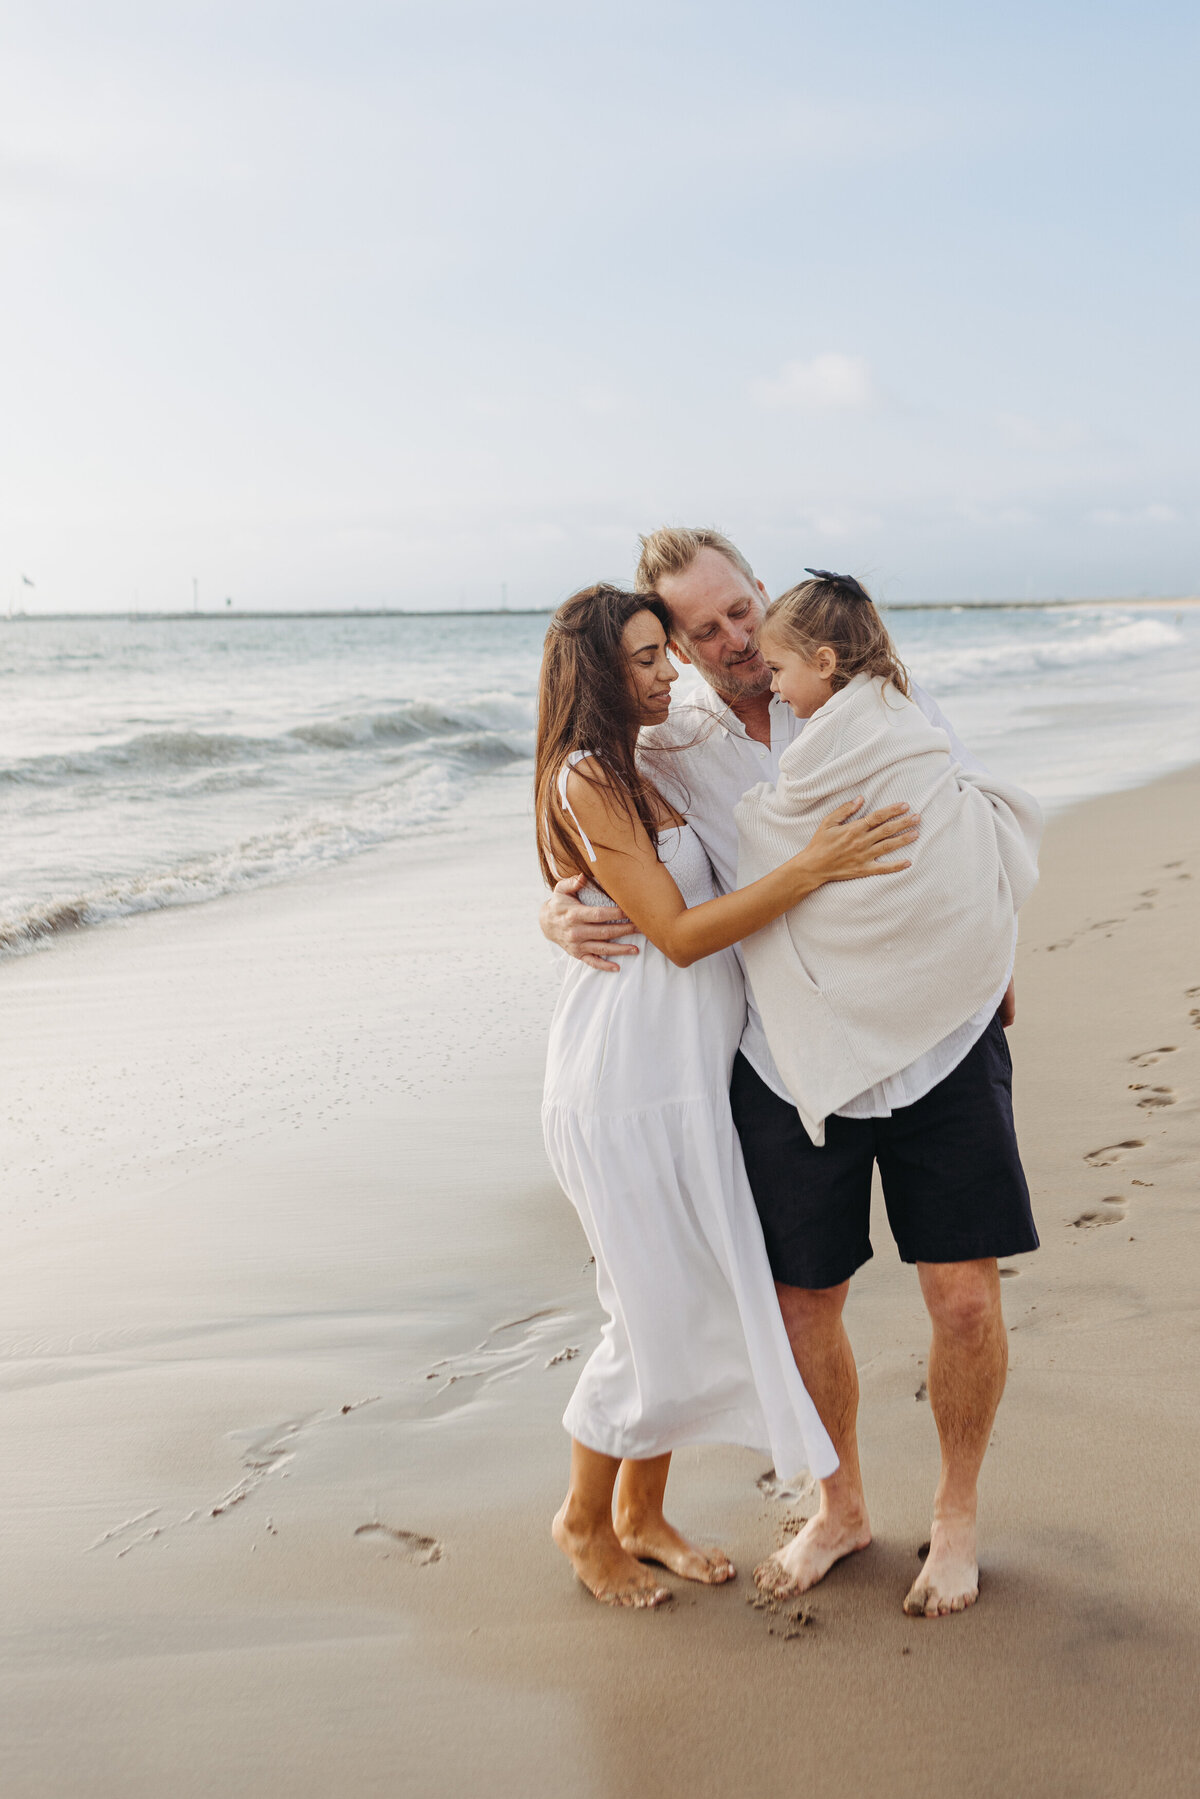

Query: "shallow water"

xmin=1 ymin=602 xmax=1197 ymax=953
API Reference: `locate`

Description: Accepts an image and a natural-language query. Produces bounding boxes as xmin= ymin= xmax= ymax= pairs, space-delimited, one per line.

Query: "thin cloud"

xmin=1090 ymin=503 xmax=1178 ymax=526
xmin=576 ymin=386 xmax=625 ymax=417
xmin=996 ymin=411 xmax=1090 ymax=452
xmin=751 ymin=353 xmax=879 ymax=413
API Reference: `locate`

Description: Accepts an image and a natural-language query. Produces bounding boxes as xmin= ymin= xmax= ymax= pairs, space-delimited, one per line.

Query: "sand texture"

xmin=2 ymin=766 xmax=1199 ymax=1797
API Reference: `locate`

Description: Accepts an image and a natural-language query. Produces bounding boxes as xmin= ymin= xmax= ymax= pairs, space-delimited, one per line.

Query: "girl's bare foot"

xmin=552 ymin=1502 xmax=672 ymax=1608
xmin=616 ymin=1510 xmax=735 ymax=1584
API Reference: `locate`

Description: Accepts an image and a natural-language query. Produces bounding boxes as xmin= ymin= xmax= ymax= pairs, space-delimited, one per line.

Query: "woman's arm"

xmin=562 ymin=762 xmax=918 ymax=970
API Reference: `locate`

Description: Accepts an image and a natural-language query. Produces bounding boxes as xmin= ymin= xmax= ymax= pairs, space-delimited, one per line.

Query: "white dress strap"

xmin=557 ymin=752 xmax=598 ymax=865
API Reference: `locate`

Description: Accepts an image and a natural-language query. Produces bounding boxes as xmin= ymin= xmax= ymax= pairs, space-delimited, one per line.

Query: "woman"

xmin=536 ymin=584 xmax=918 ymax=1608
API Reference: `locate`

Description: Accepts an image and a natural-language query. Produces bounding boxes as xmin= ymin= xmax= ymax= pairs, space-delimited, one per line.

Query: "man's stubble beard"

xmin=701 ymin=658 xmax=774 ymax=706
xmin=669 ymin=635 xmax=772 ymax=707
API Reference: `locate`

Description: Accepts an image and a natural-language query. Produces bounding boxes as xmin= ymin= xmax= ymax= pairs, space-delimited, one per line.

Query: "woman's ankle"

xmin=555 ymin=1492 xmax=617 ymax=1542
xmin=613 ymin=1499 xmax=661 ymax=1539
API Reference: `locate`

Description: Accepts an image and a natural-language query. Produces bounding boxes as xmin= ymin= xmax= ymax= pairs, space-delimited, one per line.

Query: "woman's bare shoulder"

xmin=563 ymin=756 xmax=626 ymax=823
xmin=562 ymin=753 xmax=609 ymax=796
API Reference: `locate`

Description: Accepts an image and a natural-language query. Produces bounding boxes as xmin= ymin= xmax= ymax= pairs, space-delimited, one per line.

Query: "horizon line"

xmin=2 ymin=595 xmax=1198 ymax=623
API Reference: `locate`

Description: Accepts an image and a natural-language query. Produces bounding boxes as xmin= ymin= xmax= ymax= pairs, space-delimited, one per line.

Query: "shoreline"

xmin=2 ymin=761 xmax=1199 ymax=1795
xmin=3 ymin=729 xmax=1197 ymax=971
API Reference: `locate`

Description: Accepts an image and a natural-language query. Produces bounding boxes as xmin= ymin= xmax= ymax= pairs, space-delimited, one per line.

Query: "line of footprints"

xmin=1071 ymin=984 xmax=1197 ymax=1230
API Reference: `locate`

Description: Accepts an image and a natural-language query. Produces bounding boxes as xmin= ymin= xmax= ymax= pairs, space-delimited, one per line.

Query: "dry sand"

xmin=2 ymin=763 xmax=1199 ymax=1798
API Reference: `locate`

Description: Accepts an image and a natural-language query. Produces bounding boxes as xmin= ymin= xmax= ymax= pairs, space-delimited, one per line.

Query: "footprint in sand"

xmin=999 ymin=1266 xmax=1020 ymax=1278
xmin=354 ymin=1523 xmax=443 ymax=1564
xmin=1071 ymin=1197 xmax=1127 ymax=1229
xmin=1130 ymin=1086 xmax=1176 ymax=1110
xmin=1084 ymin=1140 xmax=1145 ymax=1168
xmin=423 ymin=1308 xmax=570 ymax=1406
xmin=1129 ymin=1047 xmax=1178 ymax=1069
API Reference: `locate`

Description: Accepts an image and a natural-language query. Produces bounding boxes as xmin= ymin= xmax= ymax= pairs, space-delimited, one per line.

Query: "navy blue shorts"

xmin=729 ymin=1013 xmax=1039 ymax=1290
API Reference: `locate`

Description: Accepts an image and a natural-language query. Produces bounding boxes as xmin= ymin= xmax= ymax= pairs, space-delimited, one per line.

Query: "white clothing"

xmin=734 ymin=675 xmax=1042 ymax=1145
xmin=640 ymin=678 xmax=1011 ymax=1114
xmin=542 ymin=756 xmax=837 ymax=1480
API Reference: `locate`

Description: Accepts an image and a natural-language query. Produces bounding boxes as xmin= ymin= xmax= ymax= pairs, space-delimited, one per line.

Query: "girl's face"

xmin=622 ymin=611 xmax=678 ymax=723
xmin=759 ymin=630 xmax=838 ymax=719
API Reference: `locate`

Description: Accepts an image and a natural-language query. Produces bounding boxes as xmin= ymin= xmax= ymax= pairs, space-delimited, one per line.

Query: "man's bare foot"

xmin=754 ymin=1503 xmax=871 ymax=1597
xmin=903 ymin=1514 xmax=979 ymax=1618
xmin=552 ymin=1503 xmax=672 ymax=1608
xmin=616 ymin=1512 xmax=735 ymax=1584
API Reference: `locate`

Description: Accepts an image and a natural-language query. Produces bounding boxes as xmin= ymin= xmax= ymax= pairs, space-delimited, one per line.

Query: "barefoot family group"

xmin=536 ymin=529 xmax=1042 ymax=1617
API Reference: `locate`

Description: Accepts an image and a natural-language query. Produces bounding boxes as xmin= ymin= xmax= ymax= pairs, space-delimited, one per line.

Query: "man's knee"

xmin=775 ymin=1279 xmax=850 ymax=1338
xmin=918 ymin=1259 xmax=1001 ymax=1340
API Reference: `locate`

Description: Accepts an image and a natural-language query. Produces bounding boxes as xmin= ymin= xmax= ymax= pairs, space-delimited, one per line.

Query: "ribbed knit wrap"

xmin=734 ymin=674 xmax=1043 ymax=1145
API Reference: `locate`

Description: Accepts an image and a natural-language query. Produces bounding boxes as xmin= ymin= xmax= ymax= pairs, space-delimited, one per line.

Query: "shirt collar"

xmin=671 ymin=679 xmax=792 ymax=742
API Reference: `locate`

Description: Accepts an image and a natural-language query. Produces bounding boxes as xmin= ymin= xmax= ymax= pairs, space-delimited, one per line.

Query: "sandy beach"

xmin=2 ymin=758 xmax=1199 ymax=1798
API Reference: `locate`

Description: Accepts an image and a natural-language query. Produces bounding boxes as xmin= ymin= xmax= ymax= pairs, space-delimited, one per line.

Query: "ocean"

xmin=2 ymin=602 xmax=1197 ymax=956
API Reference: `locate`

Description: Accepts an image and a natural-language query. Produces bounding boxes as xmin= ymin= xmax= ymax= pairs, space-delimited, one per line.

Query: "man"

xmin=539 ymin=527 xmax=1038 ymax=1619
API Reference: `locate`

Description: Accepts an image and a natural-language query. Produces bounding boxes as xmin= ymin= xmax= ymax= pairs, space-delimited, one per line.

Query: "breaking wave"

xmin=0 ymin=692 xmax=534 ymax=789
xmin=0 ymin=761 xmax=473 ymax=957
xmin=907 ymin=615 xmax=1184 ymax=689
xmin=4 ymin=601 xmax=1197 ymax=961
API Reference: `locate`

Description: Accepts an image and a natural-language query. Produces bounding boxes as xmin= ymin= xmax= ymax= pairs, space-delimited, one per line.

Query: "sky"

xmin=1 ymin=0 xmax=1197 ymax=611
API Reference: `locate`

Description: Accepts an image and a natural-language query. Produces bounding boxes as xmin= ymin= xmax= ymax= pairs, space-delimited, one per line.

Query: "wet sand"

xmin=2 ymin=763 xmax=1199 ymax=1797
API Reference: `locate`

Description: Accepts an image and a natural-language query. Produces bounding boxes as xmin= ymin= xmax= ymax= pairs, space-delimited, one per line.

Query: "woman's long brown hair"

xmin=535 ymin=584 xmax=673 ymax=887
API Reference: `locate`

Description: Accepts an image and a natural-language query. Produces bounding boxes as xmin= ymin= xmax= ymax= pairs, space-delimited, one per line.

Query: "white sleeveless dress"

xmin=542 ymin=756 xmax=837 ymax=1481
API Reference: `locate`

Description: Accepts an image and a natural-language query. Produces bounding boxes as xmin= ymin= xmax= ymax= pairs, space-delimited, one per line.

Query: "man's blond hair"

xmin=634 ymin=526 xmax=756 ymax=596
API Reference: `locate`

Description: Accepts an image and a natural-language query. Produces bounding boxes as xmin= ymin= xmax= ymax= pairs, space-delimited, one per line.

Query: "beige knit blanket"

xmin=734 ymin=674 xmax=1042 ymax=1145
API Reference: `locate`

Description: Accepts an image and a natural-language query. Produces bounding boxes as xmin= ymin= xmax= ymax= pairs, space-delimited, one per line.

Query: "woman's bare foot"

xmin=616 ymin=1510 xmax=735 ymax=1584
xmin=903 ymin=1514 xmax=979 ymax=1618
xmin=552 ymin=1502 xmax=672 ymax=1608
xmin=754 ymin=1500 xmax=871 ymax=1598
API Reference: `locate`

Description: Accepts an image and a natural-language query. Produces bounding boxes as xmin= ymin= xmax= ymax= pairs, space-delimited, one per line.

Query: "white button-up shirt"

xmin=640 ymin=680 xmax=1013 ymax=1117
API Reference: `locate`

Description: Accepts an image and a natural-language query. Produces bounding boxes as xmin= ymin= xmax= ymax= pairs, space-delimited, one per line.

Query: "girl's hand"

xmin=798 ymin=799 xmax=919 ymax=887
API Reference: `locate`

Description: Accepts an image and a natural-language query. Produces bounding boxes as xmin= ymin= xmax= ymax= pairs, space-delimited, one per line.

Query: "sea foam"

xmin=2 ymin=604 xmax=1197 ymax=958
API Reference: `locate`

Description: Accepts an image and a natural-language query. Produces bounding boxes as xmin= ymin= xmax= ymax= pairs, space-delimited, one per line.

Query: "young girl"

xmin=536 ymin=582 xmax=920 ymax=1609
xmin=736 ymin=570 xmax=1043 ymax=1147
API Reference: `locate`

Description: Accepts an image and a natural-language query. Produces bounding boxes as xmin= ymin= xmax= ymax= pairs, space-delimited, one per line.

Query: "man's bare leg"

xmin=754 ymin=1281 xmax=872 ymax=1596
xmin=904 ymin=1258 xmax=1007 ymax=1618
xmin=615 ymin=1452 xmax=736 ymax=1584
xmin=552 ymin=1439 xmax=671 ymax=1607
